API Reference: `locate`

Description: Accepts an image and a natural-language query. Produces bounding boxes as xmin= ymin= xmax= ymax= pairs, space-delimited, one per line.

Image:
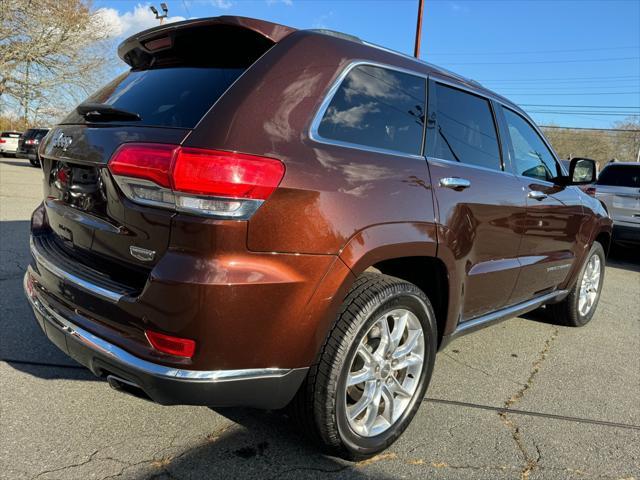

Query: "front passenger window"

xmin=502 ymin=108 xmax=559 ymax=182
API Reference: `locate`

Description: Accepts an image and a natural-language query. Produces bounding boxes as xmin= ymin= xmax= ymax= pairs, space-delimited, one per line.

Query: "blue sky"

xmin=96 ymin=0 xmax=640 ymax=128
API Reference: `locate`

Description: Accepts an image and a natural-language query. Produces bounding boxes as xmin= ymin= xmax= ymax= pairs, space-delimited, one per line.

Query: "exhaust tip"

xmin=106 ymin=374 xmax=151 ymax=401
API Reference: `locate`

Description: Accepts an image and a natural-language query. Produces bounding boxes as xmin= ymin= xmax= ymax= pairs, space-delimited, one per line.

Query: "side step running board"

xmin=440 ymin=290 xmax=569 ymax=349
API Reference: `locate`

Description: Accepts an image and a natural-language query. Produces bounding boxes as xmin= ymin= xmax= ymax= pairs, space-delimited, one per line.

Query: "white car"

xmin=595 ymin=162 xmax=640 ymax=246
xmin=0 ymin=131 xmax=22 ymax=156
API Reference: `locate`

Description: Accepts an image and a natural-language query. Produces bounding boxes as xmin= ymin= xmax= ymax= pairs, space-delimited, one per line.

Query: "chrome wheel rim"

xmin=344 ymin=308 xmax=425 ymax=437
xmin=578 ymin=254 xmax=601 ymax=317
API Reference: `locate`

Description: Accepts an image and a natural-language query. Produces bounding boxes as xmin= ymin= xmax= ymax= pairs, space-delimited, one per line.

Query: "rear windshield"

xmin=69 ymin=67 xmax=244 ymax=128
xmin=24 ymin=129 xmax=48 ymax=139
xmin=597 ymin=164 xmax=640 ymax=188
xmin=1 ymin=132 xmax=20 ymax=138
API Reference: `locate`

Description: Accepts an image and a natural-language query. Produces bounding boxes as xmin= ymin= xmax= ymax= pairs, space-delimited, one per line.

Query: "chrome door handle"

xmin=440 ymin=177 xmax=471 ymax=190
xmin=528 ymin=191 xmax=548 ymax=201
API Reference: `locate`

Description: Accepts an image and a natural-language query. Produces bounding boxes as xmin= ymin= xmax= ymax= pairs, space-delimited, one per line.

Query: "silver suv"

xmin=595 ymin=163 xmax=640 ymax=246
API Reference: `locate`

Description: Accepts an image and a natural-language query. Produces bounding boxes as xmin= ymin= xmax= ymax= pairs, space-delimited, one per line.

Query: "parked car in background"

xmin=0 ymin=131 xmax=22 ymax=156
xmin=17 ymin=128 xmax=49 ymax=166
xmin=595 ymin=162 xmax=640 ymax=246
xmin=24 ymin=16 xmax=612 ymax=459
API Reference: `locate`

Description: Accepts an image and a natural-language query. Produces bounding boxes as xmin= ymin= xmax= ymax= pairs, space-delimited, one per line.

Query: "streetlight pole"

xmin=414 ymin=0 xmax=425 ymax=58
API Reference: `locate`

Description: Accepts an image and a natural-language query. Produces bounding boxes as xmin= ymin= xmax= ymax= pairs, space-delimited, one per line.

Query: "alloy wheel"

xmin=343 ymin=308 xmax=425 ymax=437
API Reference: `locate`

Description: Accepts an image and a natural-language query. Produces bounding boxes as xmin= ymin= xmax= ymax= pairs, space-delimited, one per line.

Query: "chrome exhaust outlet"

xmin=106 ymin=375 xmax=150 ymax=401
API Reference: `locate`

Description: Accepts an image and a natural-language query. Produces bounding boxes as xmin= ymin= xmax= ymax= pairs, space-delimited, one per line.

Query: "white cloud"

xmin=95 ymin=4 xmax=186 ymax=39
xmin=211 ymin=0 xmax=233 ymax=9
xmin=267 ymin=0 xmax=293 ymax=5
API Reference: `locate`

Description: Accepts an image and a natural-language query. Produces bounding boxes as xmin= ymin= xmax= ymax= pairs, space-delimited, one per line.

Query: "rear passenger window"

xmin=502 ymin=108 xmax=560 ymax=182
xmin=316 ymin=65 xmax=426 ymax=155
xmin=434 ymin=84 xmax=502 ymax=170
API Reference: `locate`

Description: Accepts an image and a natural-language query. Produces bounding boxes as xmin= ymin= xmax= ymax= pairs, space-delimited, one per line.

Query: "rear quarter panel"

xmin=185 ymin=31 xmax=438 ymax=256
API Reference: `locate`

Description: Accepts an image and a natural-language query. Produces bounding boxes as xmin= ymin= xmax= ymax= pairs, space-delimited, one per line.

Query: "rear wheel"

xmin=548 ymin=242 xmax=605 ymax=327
xmin=292 ymin=273 xmax=437 ymax=459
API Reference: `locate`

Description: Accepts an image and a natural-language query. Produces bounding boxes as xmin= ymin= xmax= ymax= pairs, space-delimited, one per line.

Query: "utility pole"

xmin=414 ymin=0 xmax=425 ymax=58
xmin=150 ymin=3 xmax=169 ymax=24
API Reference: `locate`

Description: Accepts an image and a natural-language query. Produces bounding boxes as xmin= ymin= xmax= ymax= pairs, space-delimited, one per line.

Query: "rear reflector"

xmin=108 ymin=144 xmax=284 ymax=219
xmin=145 ymin=330 xmax=196 ymax=358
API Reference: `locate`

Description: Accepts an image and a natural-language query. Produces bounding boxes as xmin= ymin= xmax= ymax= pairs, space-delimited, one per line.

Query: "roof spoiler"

xmin=118 ymin=16 xmax=296 ymax=68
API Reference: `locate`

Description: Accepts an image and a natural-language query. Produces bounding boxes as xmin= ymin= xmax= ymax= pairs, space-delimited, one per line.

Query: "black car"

xmin=17 ymin=128 xmax=49 ymax=166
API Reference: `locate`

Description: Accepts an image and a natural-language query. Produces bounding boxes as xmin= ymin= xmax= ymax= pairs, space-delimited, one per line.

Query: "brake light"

xmin=173 ymin=148 xmax=284 ymax=199
xmin=108 ymin=144 xmax=285 ymax=219
xmin=145 ymin=330 xmax=196 ymax=358
xmin=108 ymin=143 xmax=176 ymax=188
xmin=0 ymin=139 xmax=5 ymax=143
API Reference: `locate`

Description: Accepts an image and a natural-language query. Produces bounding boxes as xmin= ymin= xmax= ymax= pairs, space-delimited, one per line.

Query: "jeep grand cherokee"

xmin=24 ymin=16 xmax=612 ymax=458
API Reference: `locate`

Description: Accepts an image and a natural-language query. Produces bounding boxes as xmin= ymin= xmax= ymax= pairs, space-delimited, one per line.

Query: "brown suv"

xmin=24 ymin=16 xmax=612 ymax=458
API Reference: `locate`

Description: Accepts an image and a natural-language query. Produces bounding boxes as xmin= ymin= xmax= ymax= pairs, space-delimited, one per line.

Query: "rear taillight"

xmin=108 ymin=143 xmax=285 ymax=219
xmin=25 ymin=139 xmax=38 ymax=145
xmin=584 ymin=186 xmax=597 ymax=197
xmin=145 ymin=329 xmax=196 ymax=358
xmin=0 ymin=139 xmax=5 ymax=144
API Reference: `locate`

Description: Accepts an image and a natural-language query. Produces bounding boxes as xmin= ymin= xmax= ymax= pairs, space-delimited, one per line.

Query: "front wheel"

xmin=548 ymin=241 xmax=606 ymax=327
xmin=292 ymin=273 xmax=437 ymax=459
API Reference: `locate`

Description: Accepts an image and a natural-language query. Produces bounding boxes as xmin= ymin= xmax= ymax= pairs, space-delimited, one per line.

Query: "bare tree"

xmin=0 ymin=0 xmax=117 ymax=126
xmin=542 ymin=117 xmax=640 ymax=168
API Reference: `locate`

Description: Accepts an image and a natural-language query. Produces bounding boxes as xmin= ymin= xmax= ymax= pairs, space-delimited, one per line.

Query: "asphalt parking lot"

xmin=0 ymin=154 xmax=638 ymax=480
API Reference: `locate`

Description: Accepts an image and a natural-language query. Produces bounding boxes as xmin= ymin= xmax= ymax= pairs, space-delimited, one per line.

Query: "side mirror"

xmin=569 ymin=158 xmax=596 ymax=185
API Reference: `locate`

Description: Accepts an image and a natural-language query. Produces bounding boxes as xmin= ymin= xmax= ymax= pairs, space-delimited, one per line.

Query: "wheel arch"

xmin=336 ymin=222 xmax=449 ymax=347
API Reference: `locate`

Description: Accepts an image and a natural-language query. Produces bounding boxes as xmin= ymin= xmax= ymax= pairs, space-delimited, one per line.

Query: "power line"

xmin=427 ymin=45 xmax=640 ymax=56
xmin=442 ymin=56 xmax=639 ymax=66
xmin=527 ymin=111 xmax=638 ymax=117
xmin=479 ymin=75 xmax=640 ymax=82
xmin=507 ymin=91 xmax=640 ymax=96
xmin=520 ymin=103 xmax=640 ymax=111
xmin=520 ymin=104 xmax=639 ymax=109
xmin=518 ymin=103 xmax=640 ymax=110
xmin=539 ymin=125 xmax=640 ymax=132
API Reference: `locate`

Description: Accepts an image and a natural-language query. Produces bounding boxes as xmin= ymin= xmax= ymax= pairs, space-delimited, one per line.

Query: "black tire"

xmin=291 ymin=272 xmax=438 ymax=459
xmin=548 ymin=241 xmax=605 ymax=327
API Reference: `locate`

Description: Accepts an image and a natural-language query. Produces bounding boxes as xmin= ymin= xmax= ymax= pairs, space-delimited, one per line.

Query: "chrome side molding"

xmin=441 ymin=290 xmax=569 ymax=348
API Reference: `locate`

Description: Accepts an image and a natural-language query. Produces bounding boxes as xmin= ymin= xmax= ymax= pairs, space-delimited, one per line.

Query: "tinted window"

xmin=597 ymin=164 xmax=640 ymax=188
xmin=503 ymin=108 xmax=559 ymax=181
xmin=434 ymin=84 xmax=501 ymax=170
xmin=75 ymin=67 xmax=244 ymax=128
xmin=317 ymin=65 xmax=426 ymax=155
xmin=23 ymin=129 xmax=47 ymax=140
xmin=1 ymin=132 xmax=20 ymax=138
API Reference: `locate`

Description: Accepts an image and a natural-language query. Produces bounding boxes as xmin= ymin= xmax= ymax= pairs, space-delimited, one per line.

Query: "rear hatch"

xmin=596 ymin=164 xmax=640 ymax=226
xmin=37 ymin=17 xmax=293 ymax=292
xmin=18 ymin=128 xmax=47 ymax=153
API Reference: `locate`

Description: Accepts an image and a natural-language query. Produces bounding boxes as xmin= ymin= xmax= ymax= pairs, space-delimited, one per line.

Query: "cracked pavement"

xmin=1 ymin=156 xmax=639 ymax=480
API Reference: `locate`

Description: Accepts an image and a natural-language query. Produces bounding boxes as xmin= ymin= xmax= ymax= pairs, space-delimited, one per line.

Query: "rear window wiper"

xmin=76 ymin=103 xmax=141 ymax=121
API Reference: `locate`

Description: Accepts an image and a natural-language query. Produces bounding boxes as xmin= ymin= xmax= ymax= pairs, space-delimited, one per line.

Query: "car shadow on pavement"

xmin=1 ymin=219 xmax=103 ymax=381
xmin=131 ymin=407 xmax=396 ymax=480
xmin=606 ymin=243 xmax=640 ymax=273
xmin=0 ymin=158 xmax=35 ymax=168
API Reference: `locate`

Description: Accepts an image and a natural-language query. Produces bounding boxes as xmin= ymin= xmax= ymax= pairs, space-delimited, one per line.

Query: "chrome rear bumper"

xmin=24 ymin=270 xmax=307 ymax=408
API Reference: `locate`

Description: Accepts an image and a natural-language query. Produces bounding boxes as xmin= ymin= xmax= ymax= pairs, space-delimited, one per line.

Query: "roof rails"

xmin=306 ymin=28 xmax=482 ymax=88
xmin=307 ymin=29 xmax=363 ymax=44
